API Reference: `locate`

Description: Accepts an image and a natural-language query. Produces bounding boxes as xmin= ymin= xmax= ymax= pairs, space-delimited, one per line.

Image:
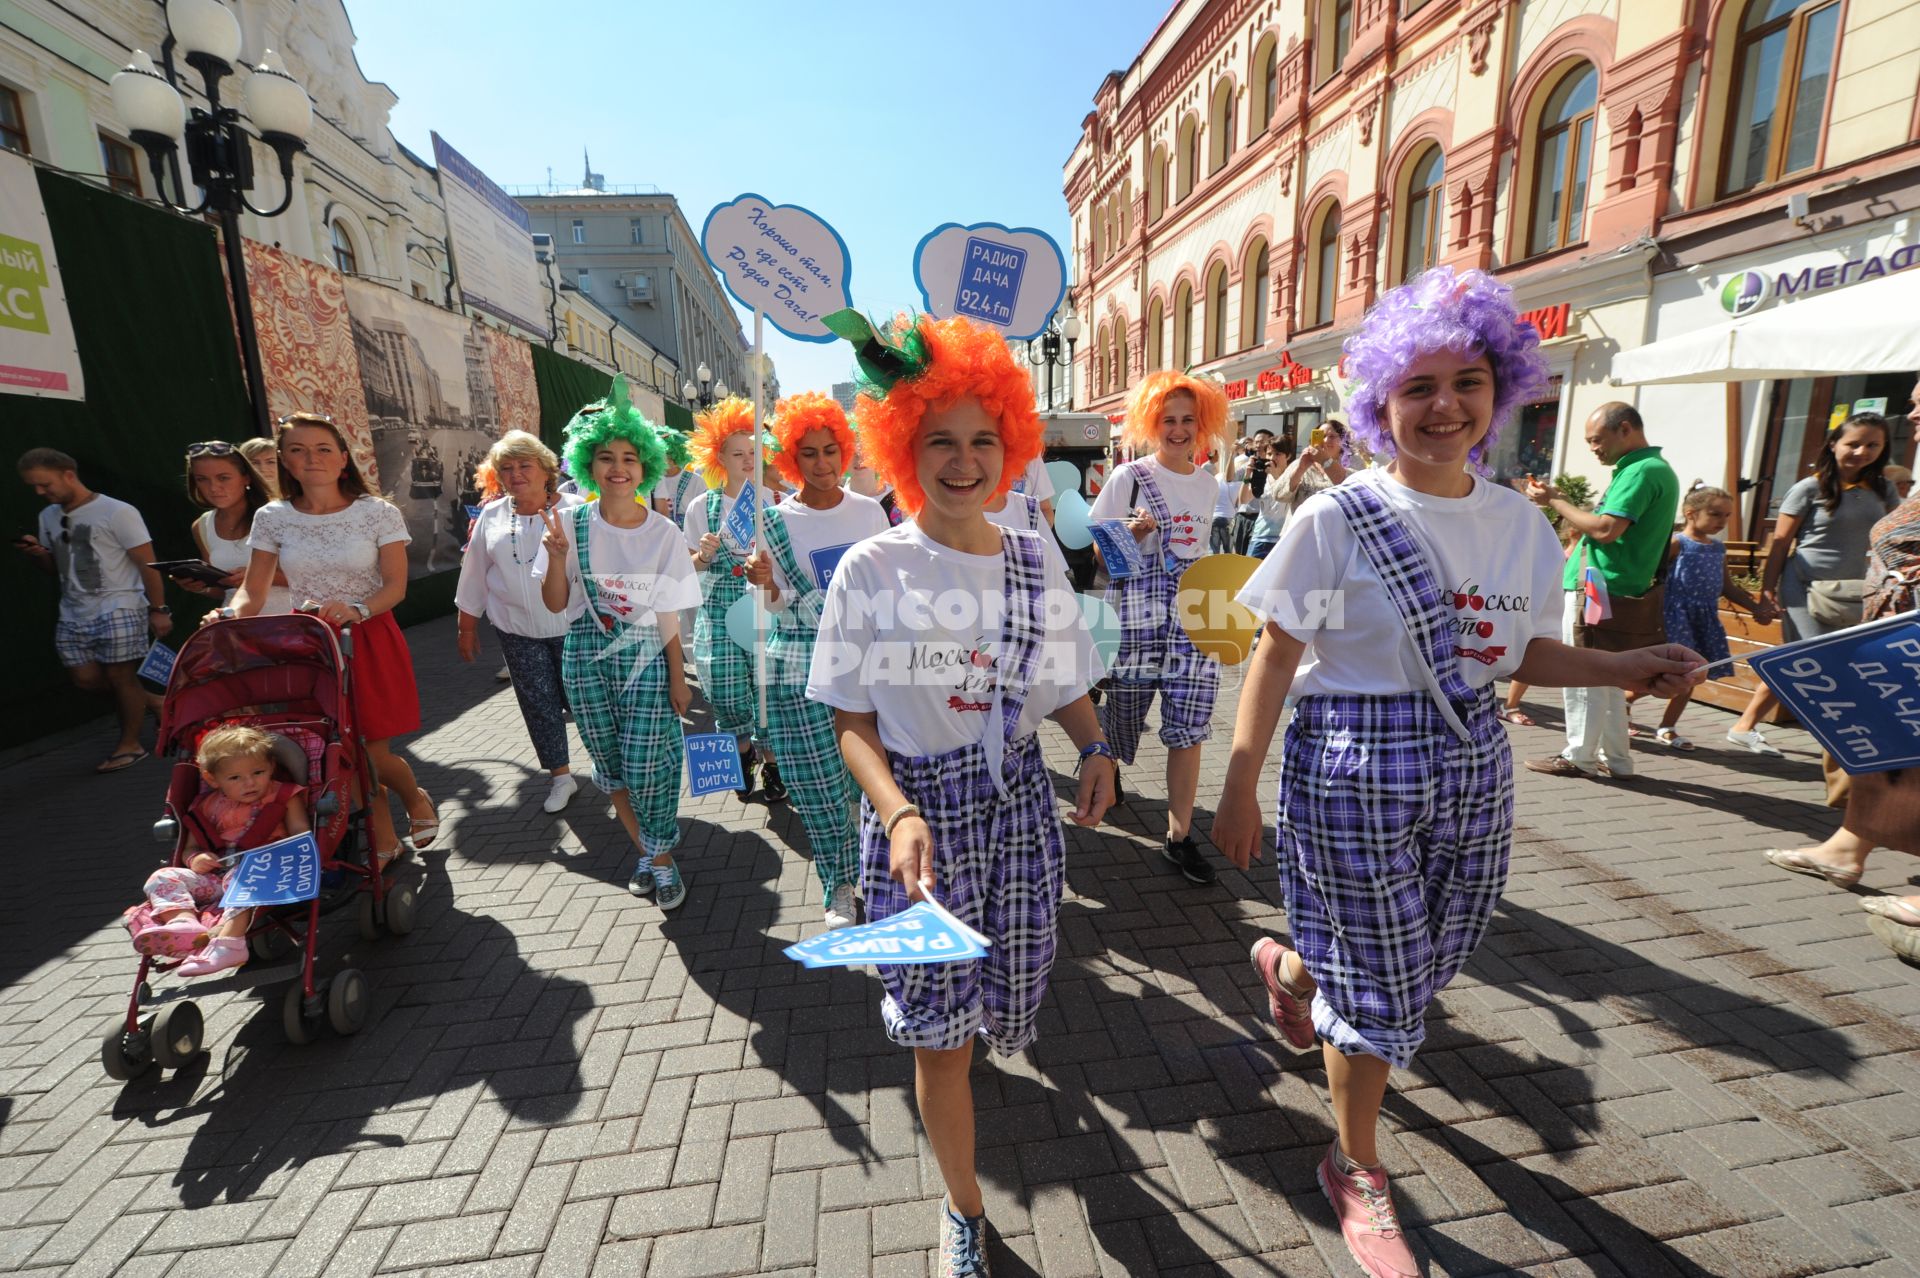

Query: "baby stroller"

xmin=101 ymin=613 xmax=419 ymax=1079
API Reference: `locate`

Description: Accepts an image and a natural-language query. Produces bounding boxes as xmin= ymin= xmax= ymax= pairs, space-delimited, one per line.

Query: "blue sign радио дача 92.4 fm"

xmin=954 ymin=236 xmax=1027 ymax=326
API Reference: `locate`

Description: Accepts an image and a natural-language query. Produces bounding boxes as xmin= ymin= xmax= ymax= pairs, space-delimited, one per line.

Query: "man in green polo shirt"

xmin=1522 ymin=403 xmax=1679 ymax=779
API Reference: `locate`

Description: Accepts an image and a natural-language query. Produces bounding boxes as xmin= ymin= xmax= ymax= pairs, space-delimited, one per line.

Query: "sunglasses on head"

xmin=276 ymin=412 xmax=335 ymax=426
xmin=185 ymin=440 xmax=238 ymax=458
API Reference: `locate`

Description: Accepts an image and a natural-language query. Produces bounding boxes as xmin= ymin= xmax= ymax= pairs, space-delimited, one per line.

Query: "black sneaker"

xmin=736 ymin=747 xmax=755 ymax=803
xmin=759 ymin=757 xmax=788 ymax=804
xmin=1163 ymin=836 xmax=1217 ymax=886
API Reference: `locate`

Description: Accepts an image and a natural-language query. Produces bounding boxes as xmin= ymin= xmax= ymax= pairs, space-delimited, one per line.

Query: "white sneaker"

xmin=496 ymin=665 xmax=511 ymax=682
xmin=1726 ymin=728 xmax=1784 ymax=757
xmin=823 ymin=883 xmax=858 ymax=929
xmin=543 ymin=774 xmax=578 ymax=813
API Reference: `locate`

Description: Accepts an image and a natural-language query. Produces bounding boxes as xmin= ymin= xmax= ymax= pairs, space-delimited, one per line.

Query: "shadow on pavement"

xmin=105 ymin=849 xmax=593 ymax=1210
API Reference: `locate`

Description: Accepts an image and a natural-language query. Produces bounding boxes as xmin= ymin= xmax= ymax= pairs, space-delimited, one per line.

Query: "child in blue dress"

xmin=1628 ymin=484 xmax=1774 ymax=750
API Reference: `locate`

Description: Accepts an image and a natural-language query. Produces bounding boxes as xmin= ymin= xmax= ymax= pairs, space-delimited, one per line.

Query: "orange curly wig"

xmin=1121 ymin=371 xmax=1231 ymax=464
xmin=770 ymin=392 xmax=856 ymax=489
xmin=852 ymin=315 xmax=1042 ymax=517
xmin=688 ymin=397 xmax=770 ymax=487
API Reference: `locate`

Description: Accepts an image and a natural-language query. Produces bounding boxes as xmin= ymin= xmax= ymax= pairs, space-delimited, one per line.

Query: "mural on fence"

xmin=241 ymin=239 xmax=380 ymax=487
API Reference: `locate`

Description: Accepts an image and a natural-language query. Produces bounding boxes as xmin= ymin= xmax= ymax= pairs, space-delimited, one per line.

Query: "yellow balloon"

xmin=1175 ymin=553 xmax=1263 ymax=664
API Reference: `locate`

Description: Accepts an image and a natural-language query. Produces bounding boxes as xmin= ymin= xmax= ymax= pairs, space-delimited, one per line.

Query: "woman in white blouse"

xmin=455 ymin=432 xmax=583 ymax=814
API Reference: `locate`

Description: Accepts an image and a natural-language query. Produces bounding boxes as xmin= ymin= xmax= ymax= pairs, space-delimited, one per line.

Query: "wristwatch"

xmin=349 ymin=601 xmax=371 ymax=621
xmin=147 ymin=605 xmax=171 ymax=616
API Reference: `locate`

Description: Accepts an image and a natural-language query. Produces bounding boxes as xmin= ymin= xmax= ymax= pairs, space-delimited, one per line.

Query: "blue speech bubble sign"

xmin=912 ymin=223 xmax=1067 ymax=341
xmin=701 ymin=195 xmax=853 ymax=342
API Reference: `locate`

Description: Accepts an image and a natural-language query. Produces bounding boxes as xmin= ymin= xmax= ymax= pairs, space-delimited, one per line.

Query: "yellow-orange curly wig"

xmin=688 ymin=397 xmax=771 ymax=487
xmin=1121 ymin=371 xmax=1231 ymax=464
xmin=851 ymin=315 xmax=1041 ymax=517
xmin=770 ymin=392 xmax=856 ymax=489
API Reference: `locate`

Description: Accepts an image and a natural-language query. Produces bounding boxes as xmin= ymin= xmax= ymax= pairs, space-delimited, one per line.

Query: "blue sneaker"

xmin=939 ymin=1198 xmax=990 ymax=1277
xmin=651 ymin=859 xmax=687 ymax=910
xmin=627 ymin=859 xmax=656 ymax=897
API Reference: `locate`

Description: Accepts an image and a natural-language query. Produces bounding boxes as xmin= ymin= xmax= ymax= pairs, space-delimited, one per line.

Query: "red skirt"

xmin=349 ymin=611 xmax=421 ymax=741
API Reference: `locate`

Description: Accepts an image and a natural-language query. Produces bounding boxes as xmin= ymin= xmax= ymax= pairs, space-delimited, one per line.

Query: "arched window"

xmin=1307 ymin=201 xmax=1341 ymax=327
xmin=1119 ymin=182 xmax=1132 ymax=242
xmin=1173 ymin=281 xmax=1194 ymax=368
xmin=1115 ymin=321 xmax=1129 ymax=389
xmin=330 ymin=220 xmax=358 ymax=275
xmin=1177 ymin=116 xmax=1199 ymax=201
xmin=1205 ymin=262 xmax=1230 ymax=360
xmin=1241 ymin=241 xmax=1270 ymax=349
xmin=1092 ymin=212 xmax=1107 ymax=268
xmin=1106 ymin=205 xmax=1119 ymax=258
xmin=1096 ymin=322 xmax=1109 ymax=395
xmin=1721 ymin=0 xmax=1840 ymax=197
xmin=1252 ymin=36 xmax=1279 ymax=135
xmin=1529 ymin=63 xmax=1599 ymax=257
xmin=1148 ymin=146 xmax=1167 ymax=221
xmin=1400 ymin=147 xmax=1445 ymax=283
xmin=1209 ymin=81 xmax=1237 ymax=174
xmin=1147 ymin=296 xmax=1165 ymax=371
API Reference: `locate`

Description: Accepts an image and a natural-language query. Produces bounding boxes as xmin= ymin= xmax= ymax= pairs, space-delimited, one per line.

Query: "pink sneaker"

xmin=1250 ymin=938 xmax=1316 ymax=1049
xmin=177 ymin=937 xmax=247 ymax=978
xmin=131 ymin=915 xmax=212 ymax=960
xmin=1317 ymin=1143 xmax=1418 ymax=1277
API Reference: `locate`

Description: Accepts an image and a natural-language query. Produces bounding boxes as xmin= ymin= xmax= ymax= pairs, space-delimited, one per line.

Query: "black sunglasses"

xmin=59 ymin=512 xmax=70 ymax=544
xmin=186 ymin=440 xmax=239 ymax=458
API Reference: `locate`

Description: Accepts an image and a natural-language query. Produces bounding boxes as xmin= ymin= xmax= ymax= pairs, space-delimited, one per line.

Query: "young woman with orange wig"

xmin=1087 ymin=369 xmax=1233 ymax=886
xmin=741 ymin=391 xmax=889 ymax=926
xmin=807 ymin=311 xmax=1114 ymax=1273
xmin=683 ymin=397 xmax=782 ymax=800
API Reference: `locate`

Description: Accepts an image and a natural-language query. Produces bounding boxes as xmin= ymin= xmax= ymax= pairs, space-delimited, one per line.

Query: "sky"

xmin=348 ymin=0 xmax=1172 ymax=396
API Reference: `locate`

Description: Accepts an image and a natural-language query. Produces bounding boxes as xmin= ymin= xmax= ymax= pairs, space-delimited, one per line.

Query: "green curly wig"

xmin=561 ymin=375 xmax=670 ymax=499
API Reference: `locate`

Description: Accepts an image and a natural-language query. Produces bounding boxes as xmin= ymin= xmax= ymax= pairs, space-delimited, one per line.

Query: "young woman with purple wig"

xmin=1212 ymin=267 xmax=1706 ymax=1278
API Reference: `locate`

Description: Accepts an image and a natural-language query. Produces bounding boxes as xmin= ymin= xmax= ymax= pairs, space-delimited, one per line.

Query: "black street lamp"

xmin=1024 ymin=311 xmax=1083 ymax=412
xmin=680 ymin=362 xmax=729 ymax=409
xmin=111 ymin=0 xmax=312 ymax=438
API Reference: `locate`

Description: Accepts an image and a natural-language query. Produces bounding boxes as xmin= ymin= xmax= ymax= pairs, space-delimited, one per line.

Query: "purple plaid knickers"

xmin=1271 ymin=479 xmax=1515 ymax=1069
xmin=1100 ymin=461 xmax=1218 ymax=762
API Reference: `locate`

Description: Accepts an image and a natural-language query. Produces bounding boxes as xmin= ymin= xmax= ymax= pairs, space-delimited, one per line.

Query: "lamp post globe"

xmin=110 ymin=51 xmax=186 ymax=145
xmin=244 ymin=50 xmax=312 ymax=144
xmin=713 ymin=381 xmax=730 ymax=401
xmin=166 ymin=0 xmax=242 ymax=66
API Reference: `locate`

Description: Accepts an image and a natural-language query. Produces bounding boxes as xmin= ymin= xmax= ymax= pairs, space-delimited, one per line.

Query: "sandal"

xmin=1862 ymin=897 xmax=1920 ymax=927
xmin=1867 ymin=915 xmax=1920 ymax=963
xmin=1496 ymin=707 xmax=1537 ymax=727
xmin=96 ymin=748 xmax=149 ymax=773
xmin=1763 ymin=847 xmax=1862 ymax=889
xmin=1655 ymin=727 xmax=1695 ymax=751
xmin=407 ymin=788 xmax=440 ymax=849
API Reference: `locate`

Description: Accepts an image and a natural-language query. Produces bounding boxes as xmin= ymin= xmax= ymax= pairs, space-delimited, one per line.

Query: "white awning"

xmin=1612 ymin=266 xmax=1920 ymax=385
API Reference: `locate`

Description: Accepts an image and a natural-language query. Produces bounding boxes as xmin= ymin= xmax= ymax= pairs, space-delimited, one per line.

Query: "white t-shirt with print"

xmin=1086 ymin=456 xmax=1217 ymax=565
xmin=537 ymin=504 xmax=703 ymax=642
xmin=1236 ymin=468 xmax=1564 ymax=695
xmin=764 ymin=491 xmax=889 ymax=613
xmin=249 ymin=496 xmax=409 ymax=607
xmin=984 ymin=491 xmax=1047 ymax=533
xmin=1012 ymin=457 xmax=1055 ymax=502
xmin=41 ymin=494 xmax=152 ymax=623
xmin=807 ymin=523 xmax=1104 ymax=759
xmin=683 ymin=484 xmax=779 ymax=555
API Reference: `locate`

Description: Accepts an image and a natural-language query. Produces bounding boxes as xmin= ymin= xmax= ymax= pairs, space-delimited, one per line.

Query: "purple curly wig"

xmin=1341 ymin=266 xmax=1551 ymax=468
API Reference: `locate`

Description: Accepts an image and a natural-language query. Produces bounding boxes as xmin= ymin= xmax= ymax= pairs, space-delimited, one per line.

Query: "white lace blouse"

xmin=248 ymin=496 xmax=410 ymax=607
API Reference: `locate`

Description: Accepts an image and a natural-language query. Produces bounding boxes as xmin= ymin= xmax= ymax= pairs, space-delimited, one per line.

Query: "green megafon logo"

xmin=0 ymin=232 xmax=50 ymax=334
xmin=1720 ymin=270 xmax=1767 ymax=317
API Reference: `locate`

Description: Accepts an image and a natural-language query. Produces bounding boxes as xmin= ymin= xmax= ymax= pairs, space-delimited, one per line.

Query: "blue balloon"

xmin=724 ymin=593 xmax=764 ymax=653
xmin=1044 ymin=460 xmax=1080 ymax=502
xmin=1053 ymin=490 xmax=1094 ymax=550
xmin=1078 ymin=592 xmax=1121 ymax=666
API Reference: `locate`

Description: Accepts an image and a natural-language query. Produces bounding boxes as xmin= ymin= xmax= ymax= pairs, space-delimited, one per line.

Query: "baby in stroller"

xmin=133 ymin=725 xmax=310 ymax=977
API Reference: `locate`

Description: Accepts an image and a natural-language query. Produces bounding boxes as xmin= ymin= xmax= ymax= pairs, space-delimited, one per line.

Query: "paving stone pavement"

xmin=3 ymin=612 xmax=1919 ymax=1277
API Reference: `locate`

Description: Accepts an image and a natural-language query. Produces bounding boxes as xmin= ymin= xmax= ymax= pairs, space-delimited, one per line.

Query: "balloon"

xmin=1053 ymin=490 xmax=1094 ymax=550
xmin=1078 ymin=592 xmax=1122 ymax=667
xmin=724 ymin=593 xmax=765 ymax=653
xmin=1175 ymin=554 xmax=1262 ymax=664
xmin=1044 ymin=460 xmax=1080 ymax=502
